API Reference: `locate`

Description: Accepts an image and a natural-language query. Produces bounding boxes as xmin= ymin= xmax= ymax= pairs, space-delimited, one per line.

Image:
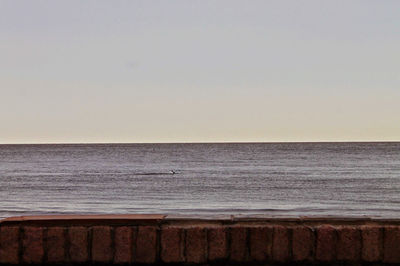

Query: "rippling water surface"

xmin=0 ymin=142 xmax=399 ymax=219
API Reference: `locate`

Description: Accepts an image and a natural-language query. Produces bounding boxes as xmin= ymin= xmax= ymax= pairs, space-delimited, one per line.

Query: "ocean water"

xmin=0 ymin=142 xmax=399 ymax=219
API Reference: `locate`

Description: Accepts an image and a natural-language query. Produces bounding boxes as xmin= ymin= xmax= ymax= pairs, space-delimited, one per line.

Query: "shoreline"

xmin=2 ymin=213 xmax=400 ymax=224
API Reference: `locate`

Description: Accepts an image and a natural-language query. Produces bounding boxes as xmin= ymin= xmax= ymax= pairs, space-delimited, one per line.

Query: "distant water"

xmin=0 ymin=142 xmax=399 ymax=219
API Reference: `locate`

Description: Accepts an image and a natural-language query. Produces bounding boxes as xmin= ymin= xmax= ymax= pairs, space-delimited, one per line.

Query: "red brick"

xmin=361 ymin=225 xmax=382 ymax=262
xmin=249 ymin=226 xmax=272 ymax=262
xmin=46 ymin=227 xmax=66 ymax=263
xmin=208 ymin=227 xmax=227 ymax=261
xmin=186 ymin=227 xmax=207 ymax=263
xmin=136 ymin=226 xmax=157 ymax=263
xmin=114 ymin=226 xmax=133 ymax=263
xmin=316 ymin=225 xmax=336 ymax=262
xmin=91 ymin=226 xmax=112 ymax=263
xmin=272 ymin=225 xmax=290 ymax=262
xmin=336 ymin=226 xmax=361 ymax=261
xmin=292 ymin=226 xmax=314 ymax=262
xmin=229 ymin=226 xmax=247 ymax=262
xmin=68 ymin=226 xmax=89 ymax=263
xmin=160 ymin=227 xmax=184 ymax=263
xmin=0 ymin=226 xmax=19 ymax=264
xmin=383 ymin=226 xmax=400 ymax=263
xmin=22 ymin=226 xmax=44 ymax=264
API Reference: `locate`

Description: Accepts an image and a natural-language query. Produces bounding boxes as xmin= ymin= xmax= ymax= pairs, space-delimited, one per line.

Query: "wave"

xmin=135 ymin=172 xmax=175 ymax=176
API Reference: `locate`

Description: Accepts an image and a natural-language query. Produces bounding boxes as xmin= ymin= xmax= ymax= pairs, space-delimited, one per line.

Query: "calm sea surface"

xmin=0 ymin=142 xmax=399 ymax=219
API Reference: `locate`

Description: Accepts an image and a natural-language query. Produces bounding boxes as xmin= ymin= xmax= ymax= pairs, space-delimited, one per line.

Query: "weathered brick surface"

xmin=249 ymin=226 xmax=272 ymax=262
xmin=22 ymin=226 xmax=44 ymax=264
xmin=316 ymin=225 xmax=336 ymax=262
xmin=336 ymin=226 xmax=361 ymax=261
xmin=46 ymin=227 xmax=66 ymax=263
xmin=136 ymin=226 xmax=157 ymax=263
xmin=114 ymin=226 xmax=133 ymax=263
xmin=208 ymin=227 xmax=227 ymax=261
xmin=68 ymin=226 xmax=88 ymax=263
xmin=229 ymin=227 xmax=247 ymax=262
xmin=292 ymin=226 xmax=314 ymax=262
xmin=160 ymin=227 xmax=184 ymax=263
xmin=383 ymin=226 xmax=400 ymax=263
xmin=0 ymin=226 xmax=19 ymax=264
xmin=91 ymin=226 xmax=113 ymax=263
xmin=272 ymin=225 xmax=290 ymax=262
xmin=3 ymin=217 xmax=400 ymax=265
xmin=186 ymin=227 xmax=207 ymax=263
xmin=361 ymin=225 xmax=382 ymax=262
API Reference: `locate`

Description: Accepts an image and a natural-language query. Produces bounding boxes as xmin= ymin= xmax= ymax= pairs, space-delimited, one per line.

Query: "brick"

xmin=22 ymin=226 xmax=44 ymax=264
xmin=186 ymin=227 xmax=207 ymax=263
xmin=316 ymin=225 xmax=336 ymax=262
xmin=92 ymin=226 xmax=112 ymax=263
xmin=68 ymin=226 xmax=88 ymax=263
xmin=249 ymin=226 xmax=272 ymax=262
xmin=383 ymin=226 xmax=400 ymax=263
xmin=336 ymin=226 xmax=361 ymax=261
xmin=361 ymin=225 xmax=382 ymax=262
xmin=46 ymin=227 xmax=66 ymax=263
xmin=0 ymin=226 xmax=19 ymax=264
xmin=208 ymin=227 xmax=227 ymax=261
xmin=114 ymin=226 xmax=133 ymax=263
xmin=272 ymin=225 xmax=290 ymax=262
xmin=292 ymin=226 xmax=314 ymax=262
xmin=229 ymin=226 xmax=247 ymax=262
xmin=136 ymin=226 xmax=157 ymax=263
xmin=160 ymin=227 xmax=184 ymax=263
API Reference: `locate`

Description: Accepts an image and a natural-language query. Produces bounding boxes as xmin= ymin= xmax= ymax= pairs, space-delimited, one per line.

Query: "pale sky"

xmin=1 ymin=0 xmax=399 ymax=143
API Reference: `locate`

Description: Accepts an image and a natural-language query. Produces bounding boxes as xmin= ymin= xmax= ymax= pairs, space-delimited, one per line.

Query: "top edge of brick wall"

xmin=1 ymin=214 xmax=400 ymax=227
xmin=0 ymin=215 xmax=166 ymax=226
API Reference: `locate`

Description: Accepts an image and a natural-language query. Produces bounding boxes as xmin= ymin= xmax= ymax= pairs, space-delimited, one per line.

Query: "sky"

xmin=0 ymin=0 xmax=399 ymax=143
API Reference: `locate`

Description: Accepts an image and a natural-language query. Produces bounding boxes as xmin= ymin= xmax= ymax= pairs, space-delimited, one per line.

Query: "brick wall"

xmin=1 ymin=215 xmax=400 ymax=265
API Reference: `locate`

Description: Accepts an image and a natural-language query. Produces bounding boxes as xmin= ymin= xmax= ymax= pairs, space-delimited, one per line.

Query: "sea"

xmin=0 ymin=142 xmax=399 ymax=220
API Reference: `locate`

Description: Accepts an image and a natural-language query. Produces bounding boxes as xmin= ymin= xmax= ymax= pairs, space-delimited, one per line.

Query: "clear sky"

xmin=1 ymin=1 xmax=399 ymax=143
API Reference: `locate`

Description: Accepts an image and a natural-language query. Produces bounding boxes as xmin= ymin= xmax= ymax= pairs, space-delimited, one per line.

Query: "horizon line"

xmin=1 ymin=140 xmax=399 ymax=145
